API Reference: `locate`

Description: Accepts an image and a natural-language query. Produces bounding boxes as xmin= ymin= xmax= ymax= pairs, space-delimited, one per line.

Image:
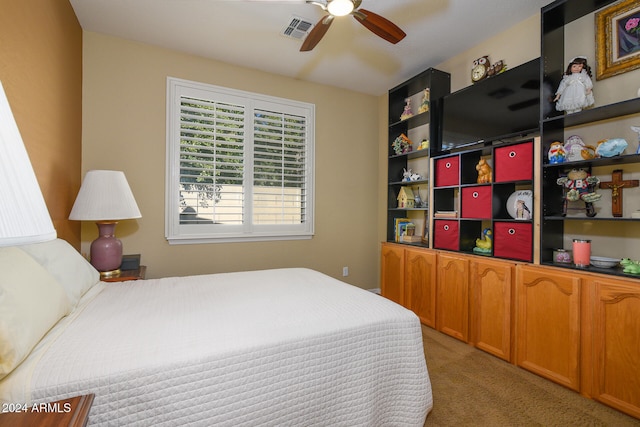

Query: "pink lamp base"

xmin=90 ymin=221 xmax=122 ymax=276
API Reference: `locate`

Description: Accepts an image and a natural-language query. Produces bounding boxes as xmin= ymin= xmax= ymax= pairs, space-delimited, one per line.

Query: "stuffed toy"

xmin=557 ymin=168 xmax=601 ymax=216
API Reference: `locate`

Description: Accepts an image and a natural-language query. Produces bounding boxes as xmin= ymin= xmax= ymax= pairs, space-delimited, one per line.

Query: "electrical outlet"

xmin=342 ymin=266 xmax=349 ymax=277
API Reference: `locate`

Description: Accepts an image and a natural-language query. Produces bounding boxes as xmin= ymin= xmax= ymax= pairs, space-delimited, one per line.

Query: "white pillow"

xmin=0 ymin=247 xmax=71 ymax=379
xmin=19 ymin=239 xmax=99 ymax=308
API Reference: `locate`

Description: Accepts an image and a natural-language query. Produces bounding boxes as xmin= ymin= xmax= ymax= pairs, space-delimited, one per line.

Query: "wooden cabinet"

xmin=380 ymin=243 xmax=404 ymax=306
xmin=381 ymin=243 xmax=437 ymax=327
xmin=405 ymin=247 xmax=437 ymax=327
xmin=470 ymin=257 xmax=514 ymax=362
xmin=515 ymin=264 xmax=582 ymax=391
xmin=588 ymin=276 xmax=640 ymax=418
xmin=436 ymin=252 xmax=469 ymax=342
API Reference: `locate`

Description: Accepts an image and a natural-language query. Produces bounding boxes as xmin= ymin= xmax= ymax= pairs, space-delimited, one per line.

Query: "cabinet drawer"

xmin=434 ymin=220 xmax=459 ymax=251
xmin=435 ymin=156 xmax=459 ymax=187
xmin=494 ymin=141 xmax=533 ymax=182
xmin=493 ymin=222 xmax=532 ymax=262
xmin=461 ymin=186 xmax=492 ymax=219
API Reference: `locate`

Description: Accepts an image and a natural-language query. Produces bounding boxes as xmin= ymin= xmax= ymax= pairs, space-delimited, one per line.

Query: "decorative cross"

xmin=599 ymin=169 xmax=639 ymax=217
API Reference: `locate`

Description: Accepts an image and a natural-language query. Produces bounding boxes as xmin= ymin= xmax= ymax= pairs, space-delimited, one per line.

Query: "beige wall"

xmin=0 ymin=0 xmax=83 ymax=247
xmin=81 ymin=32 xmax=380 ymax=287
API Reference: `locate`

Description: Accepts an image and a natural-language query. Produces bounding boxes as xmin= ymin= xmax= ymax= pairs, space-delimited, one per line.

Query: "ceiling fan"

xmin=300 ymin=0 xmax=406 ymax=51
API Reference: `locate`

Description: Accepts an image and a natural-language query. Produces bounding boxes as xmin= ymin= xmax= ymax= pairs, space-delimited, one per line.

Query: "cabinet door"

xmin=470 ymin=258 xmax=514 ymax=362
xmin=380 ymin=243 xmax=404 ymax=306
xmin=590 ymin=277 xmax=640 ymax=418
xmin=516 ymin=265 xmax=581 ymax=391
xmin=405 ymin=247 xmax=437 ymax=327
xmin=436 ymin=252 xmax=469 ymax=342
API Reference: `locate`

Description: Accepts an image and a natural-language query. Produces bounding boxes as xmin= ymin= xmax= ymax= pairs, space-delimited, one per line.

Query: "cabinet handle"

xmin=508 ymin=228 xmax=516 ymax=235
xmin=444 ymin=225 xmax=450 ymax=231
xmin=509 ymin=151 xmax=517 ymax=158
xmin=473 ymin=191 xmax=479 ymax=198
xmin=445 ymin=162 xmax=451 ymax=169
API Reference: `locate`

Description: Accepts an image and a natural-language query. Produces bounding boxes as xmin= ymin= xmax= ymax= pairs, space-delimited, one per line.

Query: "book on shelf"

xmin=434 ymin=211 xmax=458 ymax=218
xmin=394 ymin=217 xmax=411 ymax=242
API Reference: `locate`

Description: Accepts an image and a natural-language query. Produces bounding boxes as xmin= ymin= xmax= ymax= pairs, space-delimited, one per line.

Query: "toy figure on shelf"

xmin=473 ymin=228 xmax=492 ymax=255
xmin=400 ymin=97 xmax=413 ymax=120
xmin=475 ymin=158 xmax=492 ymax=183
xmin=392 ymin=133 xmax=413 ymax=155
xmin=418 ymin=89 xmax=430 ymax=114
xmin=417 ymin=139 xmax=429 ymax=151
xmin=595 ymin=138 xmax=628 ymax=158
xmin=557 ymin=168 xmax=601 ymax=217
xmin=553 ymin=56 xmax=595 ymax=114
xmin=548 ymin=141 xmax=566 ymax=164
xmin=630 ymin=126 xmax=640 ymax=154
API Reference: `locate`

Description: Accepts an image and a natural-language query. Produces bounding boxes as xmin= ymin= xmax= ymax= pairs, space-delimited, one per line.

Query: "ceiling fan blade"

xmin=300 ymin=15 xmax=334 ymax=51
xmin=353 ymin=9 xmax=406 ymax=44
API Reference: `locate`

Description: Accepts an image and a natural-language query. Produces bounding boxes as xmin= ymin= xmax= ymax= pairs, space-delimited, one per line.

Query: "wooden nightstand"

xmin=0 ymin=394 xmax=94 ymax=427
xmin=101 ymin=265 xmax=146 ymax=282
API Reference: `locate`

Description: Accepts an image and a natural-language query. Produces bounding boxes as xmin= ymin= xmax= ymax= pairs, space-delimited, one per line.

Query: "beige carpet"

xmin=421 ymin=325 xmax=640 ymax=426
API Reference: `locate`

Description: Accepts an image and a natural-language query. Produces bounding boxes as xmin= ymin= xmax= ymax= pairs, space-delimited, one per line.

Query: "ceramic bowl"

xmin=590 ymin=256 xmax=620 ymax=268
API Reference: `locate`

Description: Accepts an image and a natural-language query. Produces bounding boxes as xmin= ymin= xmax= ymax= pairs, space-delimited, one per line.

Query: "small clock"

xmin=471 ymin=56 xmax=490 ymax=83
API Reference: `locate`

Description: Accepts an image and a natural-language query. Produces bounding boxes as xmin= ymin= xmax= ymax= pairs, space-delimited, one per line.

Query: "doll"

xmin=553 ymin=56 xmax=594 ymax=114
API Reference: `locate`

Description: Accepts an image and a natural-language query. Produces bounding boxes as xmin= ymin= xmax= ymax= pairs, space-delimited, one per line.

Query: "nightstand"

xmin=0 ymin=394 xmax=94 ymax=427
xmin=101 ymin=265 xmax=146 ymax=282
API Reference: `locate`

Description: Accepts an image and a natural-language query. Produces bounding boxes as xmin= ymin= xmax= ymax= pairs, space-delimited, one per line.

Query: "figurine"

xmin=630 ymin=126 xmax=640 ymax=154
xmin=553 ymin=56 xmax=595 ymax=114
xmin=417 ymin=139 xmax=429 ymax=151
xmin=473 ymin=228 xmax=492 ymax=255
xmin=621 ymin=258 xmax=640 ymax=274
xmin=564 ymin=135 xmax=595 ymax=161
xmin=418 ymin=89 xmax=430 ymax=114
xmin=557 ymin=168 xmax=601 ymax=217
xmin=400 ymin=97 xmax=413 ymax=120
xmin=392 ymin=133 xmax=413 ymax=155
xmin=475 ymin=158 xmax=492 ymax=184
xmin=595 ymin=138 xmax=628 ymax=157
xmin=515 ymin=199 xmax=531 ymax=220
xmin=548 ymin=141 xmax=566 ymax=164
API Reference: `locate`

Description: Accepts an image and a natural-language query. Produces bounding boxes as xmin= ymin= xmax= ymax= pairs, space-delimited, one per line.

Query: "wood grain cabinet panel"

xmin=590 ymin=277 xmax=640 ymax=418
xmin=516 ymin=265 xmax=581 ymax=391
xmin=470 ymin=258 xmax=514 ymax=362
xmin=380 ymin=243 xmax=405 ymax=306
xmin=405 ymin=247 xmax=437 ymax=327
xmin=436 ymin=252 xmax=469 ymax=342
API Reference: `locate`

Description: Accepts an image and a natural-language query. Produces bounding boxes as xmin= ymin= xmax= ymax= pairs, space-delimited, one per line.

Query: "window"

xmin=166 ymin=78 xmax=315 ymax=244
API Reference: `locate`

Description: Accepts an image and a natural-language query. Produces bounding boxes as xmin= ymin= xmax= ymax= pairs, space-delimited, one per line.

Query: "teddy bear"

xmin=476 ymin=158 xmax=492 ymax=184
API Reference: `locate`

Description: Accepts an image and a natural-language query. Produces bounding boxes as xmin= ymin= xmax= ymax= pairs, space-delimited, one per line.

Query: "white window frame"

xmin=165 ymin=77 xmax=315 ymax=244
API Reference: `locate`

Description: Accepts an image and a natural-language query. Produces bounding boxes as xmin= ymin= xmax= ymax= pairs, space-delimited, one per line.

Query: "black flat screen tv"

xmin=438 ymin=57 xmax=547 ymax=155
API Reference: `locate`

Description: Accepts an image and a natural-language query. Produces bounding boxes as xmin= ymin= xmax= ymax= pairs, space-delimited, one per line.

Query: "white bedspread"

xmin=1 ymin=268 xmax=432 ymax=426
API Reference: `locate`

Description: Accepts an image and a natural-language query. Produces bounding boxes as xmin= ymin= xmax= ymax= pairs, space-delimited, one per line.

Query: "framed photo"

xmin=596 ymin=0 xmax=640 ymax=80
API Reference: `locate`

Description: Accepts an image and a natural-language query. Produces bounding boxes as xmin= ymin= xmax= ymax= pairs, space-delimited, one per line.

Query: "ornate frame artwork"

xmin=596 ymin=0 xmax=640 ymax=80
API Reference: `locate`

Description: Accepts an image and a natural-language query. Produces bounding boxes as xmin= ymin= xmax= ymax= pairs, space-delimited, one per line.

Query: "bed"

xmin=0 ymin=239 xmax=432 ymax=426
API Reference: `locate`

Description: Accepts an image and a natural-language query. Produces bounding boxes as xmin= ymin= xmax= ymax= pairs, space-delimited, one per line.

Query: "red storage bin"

xmin=494 ymin=141 xmax=533 ymax=182
xmin=433 ymin=220 xmax=459 ymax=251
xmin=435 ymin=156 xmax=459 ymax=187
xmin=493 ymin=222 xmax=532 ymax=262
xmin=461 ymin=186 xmax=492 ymax=219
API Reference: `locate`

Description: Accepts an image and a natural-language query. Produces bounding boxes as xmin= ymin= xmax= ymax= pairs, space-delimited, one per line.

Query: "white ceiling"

xmin=69 ymin=0 xmax=552 ymax=96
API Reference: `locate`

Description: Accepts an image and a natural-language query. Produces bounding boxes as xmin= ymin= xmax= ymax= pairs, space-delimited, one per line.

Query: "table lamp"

xmin=69 ymin=170 xmax=141 ymax=277
xmin=0 ymin=81 xmax=57 ymax=247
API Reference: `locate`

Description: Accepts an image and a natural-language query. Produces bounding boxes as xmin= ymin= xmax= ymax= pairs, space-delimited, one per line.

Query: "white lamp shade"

xmin=0 ymin=81 xmax=57 ymax=247
xmin=69 ymin=170 xmax=141 ymax=221
xmin=327 ymin=0 xmax=354 ymax=16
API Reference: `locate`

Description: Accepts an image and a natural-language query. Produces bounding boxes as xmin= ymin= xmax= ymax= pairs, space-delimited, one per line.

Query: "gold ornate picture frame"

xmin=596 ymin=0 xmax=640 ymax=80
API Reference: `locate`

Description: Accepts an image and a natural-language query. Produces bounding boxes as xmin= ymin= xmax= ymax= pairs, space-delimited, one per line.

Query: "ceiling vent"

xmin=281 ymin=16 xmax=314 ymax=40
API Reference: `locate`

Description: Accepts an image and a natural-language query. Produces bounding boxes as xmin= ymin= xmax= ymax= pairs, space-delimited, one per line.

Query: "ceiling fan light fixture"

xmin=327 ymin=0 xmax=354 ymax=17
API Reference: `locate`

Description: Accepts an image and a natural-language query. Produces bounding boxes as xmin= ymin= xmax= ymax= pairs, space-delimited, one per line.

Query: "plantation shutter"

xmin=166 ymin=77 xmax=314 ymax=244
xmin=179 ymin=96 xmax=245 ymax=225
xmin=253 ymin=109 xmax=307 ymax=225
